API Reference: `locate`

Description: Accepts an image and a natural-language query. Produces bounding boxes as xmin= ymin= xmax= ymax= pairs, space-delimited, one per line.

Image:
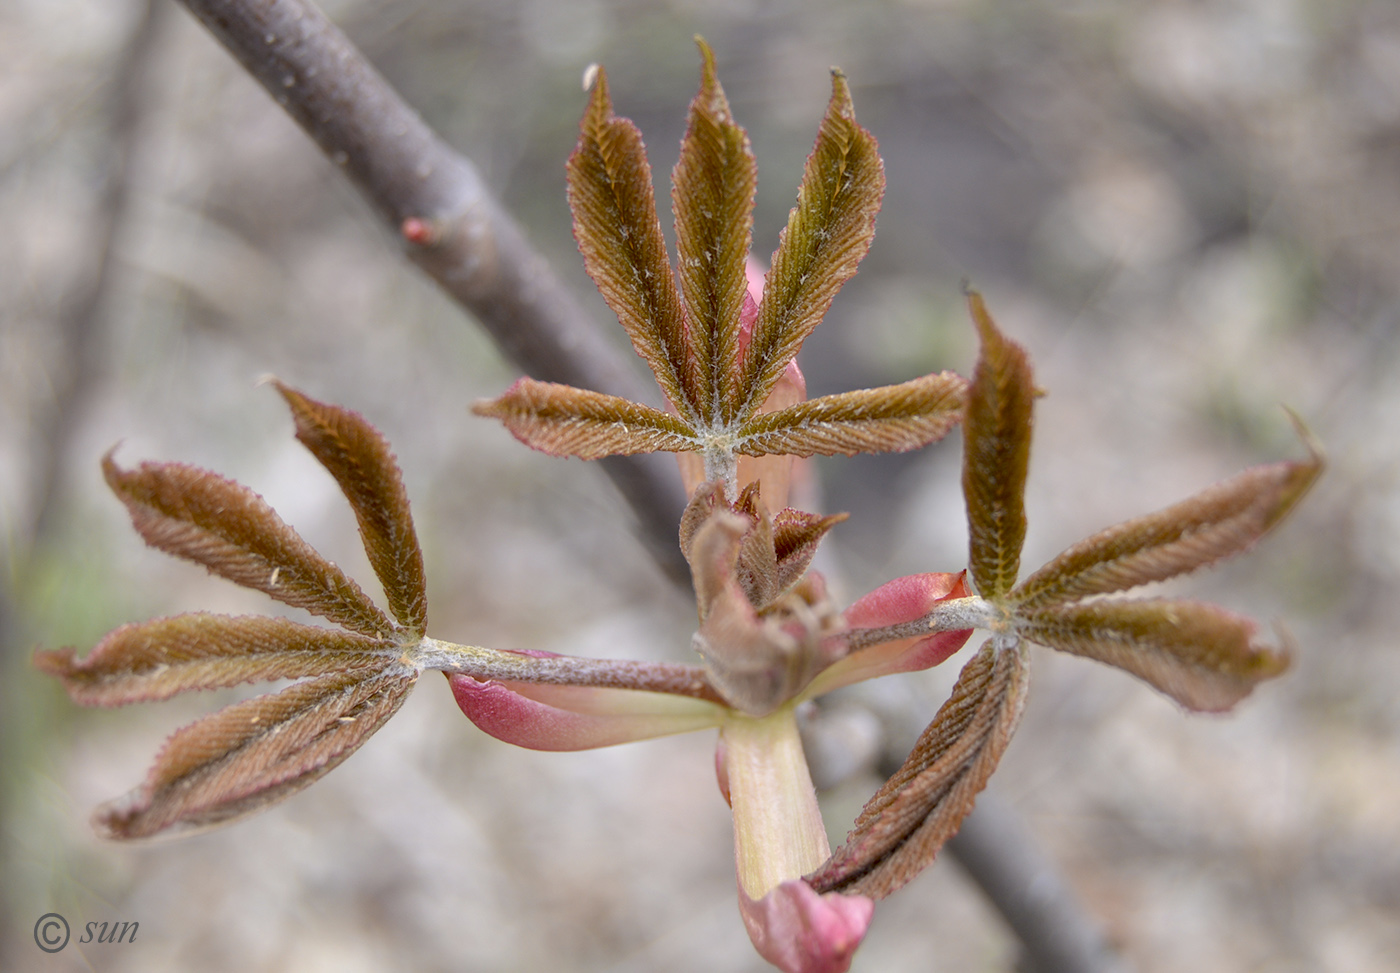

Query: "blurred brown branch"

xmin=178 ymin=0 xmax=688 ymax=580
xmin=948 ymin=792 xmax=1127 ymax=973
xmin=28 ymin=0 xmax=169 ymax=551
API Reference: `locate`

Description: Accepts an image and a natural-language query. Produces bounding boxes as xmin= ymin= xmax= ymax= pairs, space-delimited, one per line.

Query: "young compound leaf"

xmin=1016 ymin=599 xmax=1289 ymax=712
xmin=734 ymin=372 xmax=967 ymax=457
xmin=1011 ymin=434 xmax=1323 ymax=610
xmin=33 ymin=614 xmax=398 ymax=706
xmin=276 ymin=383 xmax=428 ymax=635
xmin=672 ymin=36 xmax=756 ymax=422
xmin=807 ymin=639 xmax=1029 ymax=899
xmin=96 ymin=666 xmax=417 ymax=839
xmin=737 ymin=69 xmax=885 ymax=423
xmin=103 ymin=454 xmax=396 ymax=639
xmin=962 ymin=291 xmax=1034 ymax=601
xmin=568 ymin=66 xmax=691 ymax=416
xmin=473 ymin=377 xmax=700 ymax=459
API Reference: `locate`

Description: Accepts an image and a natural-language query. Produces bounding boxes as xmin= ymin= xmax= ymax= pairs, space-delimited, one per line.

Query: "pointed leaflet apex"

xmin=33 ymin=614 xmax=398 ymax=706
xmin=808 ymin=640 xmax=1029 ymax=899
xmin=102 ymin=452 xmax=396 ymax=639
xmin=568 ymin=65 xmax=690 ymax=415
xmin=1012 ymin=422 xmax=1323 ymax=609
xmin=96 ymin=666 xmax=416 ymax=839
xmin=473 ymin=378 xmax=699 ymax=459
xmin=275 ymin=383 xmax=428 ymax=635
xmin=962 ymin=291 xmax=1034 ymax=600
xmin=673 ymin=37 xmax=757 ymax=423
xmin=735 ymin=372 xmax=967 ymax=457
xmin=1017 ymin=599 xmax=1290 ymax=712
xmin=739 ymin=69 xmax=884 ymax=423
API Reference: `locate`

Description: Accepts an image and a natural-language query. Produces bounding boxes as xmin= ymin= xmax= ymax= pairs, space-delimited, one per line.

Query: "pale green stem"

xmin=704 ymin=445 xmax=739 ymax=502
xmin=722 ymin=705 xmax=830 ymax=900
xmin=412 ymin=637 xmax=724 ymax=702
xmin=841 ymin=595 xmax=998 ymax=652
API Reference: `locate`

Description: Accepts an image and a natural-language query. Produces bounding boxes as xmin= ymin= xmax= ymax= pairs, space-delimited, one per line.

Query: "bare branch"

xmin=947 ymin=792 xmax=1129 ymax=973
xmin=28 ymin=0 xmax=170 ymax=550
xmin=175 ymin=0 xmax=687 ymax=579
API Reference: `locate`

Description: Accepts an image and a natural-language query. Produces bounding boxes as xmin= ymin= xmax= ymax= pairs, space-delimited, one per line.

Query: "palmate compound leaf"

xmin=733 ymin=371 xmax=967 ymax=458
xmin=33 ymin=614 xmax=399 ymax=706
xmin=568 ymin=63 xmax=692 ymax=417
xmin=46 ymin=385 xmax=441 ymax=840
xmin=1016 ymin=599 xmax=1290 ymax=712
xmin=103 ymin=453 xmax=396 ymax=639
xmin=736 ymin=68 xmax=885 ymax=425
xmin=961 ymin=290 xmax=1034 ymax=601
xmin=672 ymin=37 xmax=756 ymax=423
xmin=275 ymin=383 xmax=429 ymax=635
xmin=1010 ymin=423 xmax=1323 ymax=610
xmin=95 ymin=665 xmax=417 ymax=839
xmin=807 ymin=639 xmax=1030 ymax=899
xmin=472 ymin=377 xmax=700 ymax=459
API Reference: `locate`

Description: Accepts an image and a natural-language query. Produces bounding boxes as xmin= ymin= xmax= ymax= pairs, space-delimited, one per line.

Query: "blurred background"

xmin=3 ymin=0 xmax=1397 ymax=969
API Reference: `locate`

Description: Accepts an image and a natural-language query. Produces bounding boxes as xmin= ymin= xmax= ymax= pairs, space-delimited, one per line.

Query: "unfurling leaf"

xmin=568 ymin=66 xmax=690 ymax=415
xmin=739 ymin=70 xmax=885 ymax=422
xmin=771 ymin=507 xmax=848 ymax=594
xmin=807 ymin=640 xmax=1029 ymax=899
xmin=33 ymin=614 xmax=398 ymax=706
xmin=1017 ymin=599 xmax=1289 ymax=712
xmin=473 ymin=378 xmax=699 ymax=458
xmin=962 ymin=291 xmax=1034 ymax=601
xmin=735 ymin=372 xmax=966 ymax=457
xmin=672 ymin=37 xmax=756 ymax=422
xmin=686 ymin=499 xmax=829 ymax=715
xmin=1011 ymin=434 xmax=1323 ymax=609
xmin=275 ymin=383 xmax=429 ymax=635
xmin=96 ymin=666 xmax=416 ymax=839
xmin=733 ymin=484 xmax=781 ymax=608
xmin=103 ymin=454 xmax=396 ymax=639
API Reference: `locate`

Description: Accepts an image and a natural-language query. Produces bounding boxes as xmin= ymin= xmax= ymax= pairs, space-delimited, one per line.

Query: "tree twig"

xmin=177 ymin=0 xmax=688 ymax=581
xmin=27 ymin=0 xmax=169 ymax=550
xmin=947 ymin=792 xmax=1129 ymax=973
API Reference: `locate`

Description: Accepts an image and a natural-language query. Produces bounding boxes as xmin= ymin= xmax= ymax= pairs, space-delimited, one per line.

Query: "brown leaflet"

xmin=961 ymin=291 xmax=1035 ymax=601
xmin=671 ymin=37 xmax=756 ymax=422
xmin=736 ymin=70 xmax=884 ymax=423
xmin=679 ymin=479 xmax=727 ymax=564
xmin=1018 ymin=599 xmax=1289 ymax=712
xmin=473 ymin=378 xmax=699 ymax=459
xmin=772 ymin=508 xmax=847 ymax=593
xmin=733 ymin=485 xmax=780 ymax=609
xmin=276 ymin=383 xmax=428 ymax=634
xmin=687 ymin=500 xmax=752 ymax=624
xmin=104 ymin=454 xmax=396 ymax=639
xmin=96 ymin=666 xmax=417 ymax=839
xmin=568 ymin=67 xmax=690 ymax=415
xmin=1011 ymin=439 xmax=1323 ymax=610
xmin=807 ymin=640 xmax=1029 ymax=899
xmin=734 ymin=372 xmax=967 ymax=457
xmin=33 ymin=614 xmax=397 ymax=706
